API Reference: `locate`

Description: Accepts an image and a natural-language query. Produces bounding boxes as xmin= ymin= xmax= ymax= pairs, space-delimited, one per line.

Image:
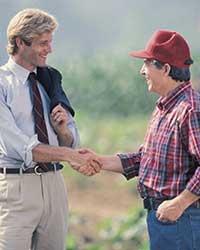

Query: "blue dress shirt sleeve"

xmin=0 ymin=84 xmax=40 ymax=169
xmin=66 ymin=111 xmax=80 ymax=148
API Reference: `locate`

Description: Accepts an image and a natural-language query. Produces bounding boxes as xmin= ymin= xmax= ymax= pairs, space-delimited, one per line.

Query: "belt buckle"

xmin=34 ymin=165 xmax=42 ymax=176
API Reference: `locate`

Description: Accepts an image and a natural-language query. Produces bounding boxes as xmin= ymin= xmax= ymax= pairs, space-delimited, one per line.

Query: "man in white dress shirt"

xmin=0 ymin=8 xmax=100 ymax=250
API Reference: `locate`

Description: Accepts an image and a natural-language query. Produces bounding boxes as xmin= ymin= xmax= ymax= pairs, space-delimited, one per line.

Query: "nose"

xmin=47 ymin=43 xmax=52 ymax=54
xmin=140 ymin=64 xmax=146 ymax=76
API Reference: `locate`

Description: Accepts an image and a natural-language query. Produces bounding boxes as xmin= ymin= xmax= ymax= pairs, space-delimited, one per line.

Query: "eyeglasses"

xmin=144 ymin=59 xmax=155 ymax=65
xmin=144 ymin=59 xmax=165 ymax=69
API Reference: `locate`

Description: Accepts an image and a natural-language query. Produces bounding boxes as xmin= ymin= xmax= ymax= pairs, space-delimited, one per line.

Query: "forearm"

xmin=99 ymin=155 xmax=124 ymax=173
xmin=32 ymin=143 xmax=81 ymax=165
xmin=57 ymin=130 xmax=74 ymax=147
xmin=174 ymin=189 xmax=200 ymax=210
xmin=156 ymin=189 xmax=200 ymax=222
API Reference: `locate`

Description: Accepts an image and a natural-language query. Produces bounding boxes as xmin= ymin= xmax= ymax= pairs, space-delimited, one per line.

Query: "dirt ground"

xmin=63 ymin=171 xmax=143 ymax=244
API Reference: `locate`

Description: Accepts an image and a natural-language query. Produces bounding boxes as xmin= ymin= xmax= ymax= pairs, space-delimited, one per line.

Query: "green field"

xmin=76 ymin=113 xmax=150 ymax=153
xmin=64 ymin=115 xmax=149 ymax=250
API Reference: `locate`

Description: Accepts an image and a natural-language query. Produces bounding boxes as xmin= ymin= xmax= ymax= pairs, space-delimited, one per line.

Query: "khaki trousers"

xmin=0 ymin=170 xmax=68 ymax=250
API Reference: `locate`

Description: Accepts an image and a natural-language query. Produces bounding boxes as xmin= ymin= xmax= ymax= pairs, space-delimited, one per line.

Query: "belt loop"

xmin=53 ymin=163 xmax=56 ymax=173
xmin=19 ymin=168 xmax=23 ymax=175
xmin=149 ymin=198 xmax=154 ymax=210
xmin=196 ymin=200 xmax=200 ymax=208
xmin=3 ymin=167 xmax=6 ymax=175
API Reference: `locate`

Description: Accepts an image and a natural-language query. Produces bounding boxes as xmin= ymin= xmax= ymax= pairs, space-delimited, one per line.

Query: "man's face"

xmin=140 ymin=59 xmax=165 ymax=95
xmin=17 ymin=32 xmax=53 ymax=71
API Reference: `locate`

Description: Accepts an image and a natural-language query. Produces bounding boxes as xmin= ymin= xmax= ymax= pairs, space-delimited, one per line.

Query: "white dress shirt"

xmin=0 ymin=57 xmax=80 ymax=170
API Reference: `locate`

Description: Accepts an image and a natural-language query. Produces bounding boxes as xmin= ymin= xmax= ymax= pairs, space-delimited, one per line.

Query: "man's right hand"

xmin=70 ymin=148 xmax=102 ymax=176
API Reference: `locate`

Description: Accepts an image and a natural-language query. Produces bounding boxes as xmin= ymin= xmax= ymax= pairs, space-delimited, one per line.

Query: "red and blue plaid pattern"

xmin=118 ymin=82 xmax=200 ymax=198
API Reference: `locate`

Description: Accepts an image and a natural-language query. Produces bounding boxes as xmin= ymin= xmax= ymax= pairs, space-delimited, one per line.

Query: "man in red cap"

xmin=74 ymin=30 xmax=200 ymax=250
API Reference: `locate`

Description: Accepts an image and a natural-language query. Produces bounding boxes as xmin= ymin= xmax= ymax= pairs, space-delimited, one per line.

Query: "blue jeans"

xmin=147 ymin=207 xmax=200 ymax=250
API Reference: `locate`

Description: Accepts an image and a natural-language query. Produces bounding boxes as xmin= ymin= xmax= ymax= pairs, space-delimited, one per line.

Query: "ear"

xmin=15 ymin=37 xmax=25 ymax=49
xmin=163 ymin=63 xmax=171 ymax=76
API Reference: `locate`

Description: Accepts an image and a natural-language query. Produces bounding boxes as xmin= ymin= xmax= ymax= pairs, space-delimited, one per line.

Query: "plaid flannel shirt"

xmin=118 ymin=82 xmax=200 ymax=198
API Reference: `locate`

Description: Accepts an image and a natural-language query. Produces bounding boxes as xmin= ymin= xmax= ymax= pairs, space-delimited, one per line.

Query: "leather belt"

xmin=143 ymin=197 xmax=200 ymax=210
xmin=0 ymin=163 xmax=63 ymax=176
xmin=143 ymin=197 xmax=168 ymax=210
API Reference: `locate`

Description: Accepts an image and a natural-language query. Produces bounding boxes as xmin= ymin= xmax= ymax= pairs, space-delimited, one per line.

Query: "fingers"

xmin=79 ymin=160 xmax=101 ymax=176
xmin=79 ymin=165 xmax=96 ymax=176
xmin=51 ymin=104 xmax=65 ymax=114
xmin=156 ymin=212 xmax=177 ymax=223
xmin=156 ymin=200 xmax=180 ymax=223
xmin=70 ymin=148 xmax=102 ymax=176
xmin=156 ymin=212 xmax=168 ymax=223
xmin=71 ymin=159 xmax=102 ymax=177
xmin=52 ymin=111 xmax=67 ymax=122
xmin=78 ymin=148 xmax=93 ymax=154
xmin=77 ymin=148 xmax=102 ymax=167
xmin=51 ymin=104 xmax=68 ymax=123
xmin=88 ymin=158 xmax=102 ymax=173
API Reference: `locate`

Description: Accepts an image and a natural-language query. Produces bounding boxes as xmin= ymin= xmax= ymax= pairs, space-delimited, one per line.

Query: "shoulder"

xmin=187 ymin=87 xmax=200 ymax=112
xmin=0 ymin=64 xmax=12 ymax=77
xmin=46 ymin=66 xmax=62 ymax=80
xmin=0 ymin=64 xmax=14 ymax=87
xmin=178 ymin=88 xmax=200 ymax=124
xmin=37 ymin=66 xmax=62 ymax=81
xmin=38 ymin=66 xmax=62 ymax=76
xmin=46 ymin=66 xmax=62 ymax=75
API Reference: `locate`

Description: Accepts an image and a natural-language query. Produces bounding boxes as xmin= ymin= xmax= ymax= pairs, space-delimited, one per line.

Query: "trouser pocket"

xmin=189 ymin=213 xmax=200 ymax=250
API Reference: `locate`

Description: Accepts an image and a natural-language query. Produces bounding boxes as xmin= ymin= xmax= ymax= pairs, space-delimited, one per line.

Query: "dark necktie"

xmin=28 ymin=72 xmax=49 ymax=170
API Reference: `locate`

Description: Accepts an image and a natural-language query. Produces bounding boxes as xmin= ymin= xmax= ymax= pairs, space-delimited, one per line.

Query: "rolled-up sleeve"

xmin=0 ymin=85 xmax=40 ymax=169
xmin=66 ymin=112 xmax=80 ymax=148
xmin=117 ymin=146 xmax=143 ymax=180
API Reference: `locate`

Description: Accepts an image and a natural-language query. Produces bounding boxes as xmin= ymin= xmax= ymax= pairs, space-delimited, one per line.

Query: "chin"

xmin=37 ymin=62 xmax=47 ymax=68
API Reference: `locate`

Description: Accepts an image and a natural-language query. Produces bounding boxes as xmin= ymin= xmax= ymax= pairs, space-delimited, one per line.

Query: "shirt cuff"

xmin=22 ymin=135 xmax=40 ymax=170
xmin=117 ymin=153 xmax=140 ymax=180
xmin=67 ymin=119 xmax=80 ymax=149
xmin=186 ymin=167 xmax=200 ymax=196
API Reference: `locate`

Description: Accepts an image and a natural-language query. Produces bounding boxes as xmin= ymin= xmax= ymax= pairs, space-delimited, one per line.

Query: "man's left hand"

xmin=156 ymin=199 xmax=184 ymax=222
xmin=50 ymin=104 xmax=68 ymax=135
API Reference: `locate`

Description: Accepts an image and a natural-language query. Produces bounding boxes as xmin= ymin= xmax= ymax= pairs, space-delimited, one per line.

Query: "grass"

xmin=75 ymin=113 xmax=150 ymax=154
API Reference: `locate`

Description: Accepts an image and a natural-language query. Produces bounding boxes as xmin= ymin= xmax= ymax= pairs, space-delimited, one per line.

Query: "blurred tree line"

xmin=60 ymin=53 xmax=200 ymax=117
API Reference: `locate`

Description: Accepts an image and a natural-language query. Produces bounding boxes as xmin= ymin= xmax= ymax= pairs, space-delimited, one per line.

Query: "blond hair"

xmin=7 ymin=8 xmax=58 ymax=55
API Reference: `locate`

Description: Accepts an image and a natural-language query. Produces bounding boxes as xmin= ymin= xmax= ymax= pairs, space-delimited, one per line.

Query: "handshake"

xmin=69 ymin=148 xmax=103 ymax=176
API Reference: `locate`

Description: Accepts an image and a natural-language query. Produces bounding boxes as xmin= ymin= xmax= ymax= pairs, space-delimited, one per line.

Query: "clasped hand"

xmin=71 ymin=148 xmax=102 ymax=176
xmin=156 ymin=198 xmax=184 ymax=223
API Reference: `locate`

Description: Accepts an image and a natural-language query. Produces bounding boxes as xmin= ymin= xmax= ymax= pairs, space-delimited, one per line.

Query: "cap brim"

xmin=128 ymin=50 xmax=152 ymax=59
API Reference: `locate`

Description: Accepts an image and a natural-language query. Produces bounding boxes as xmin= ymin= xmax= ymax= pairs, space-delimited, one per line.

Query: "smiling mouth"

xmin=40 ymin=55 xmax=47 ymax=59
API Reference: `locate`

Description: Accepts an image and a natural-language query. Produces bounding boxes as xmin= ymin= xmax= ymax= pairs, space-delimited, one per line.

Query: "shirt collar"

xmin=6 ymin=57 xmax=35 ymax=85
xmin=156 ymin=81 xmax=191 ymax=111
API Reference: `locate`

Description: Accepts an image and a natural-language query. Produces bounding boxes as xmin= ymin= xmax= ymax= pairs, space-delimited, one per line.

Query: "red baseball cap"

xmin=129 ymin=30 xmax=193 ymax=69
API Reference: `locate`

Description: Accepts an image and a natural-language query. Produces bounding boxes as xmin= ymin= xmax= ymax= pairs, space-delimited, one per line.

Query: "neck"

xmin=11 ymin=55 xmax=36 ymax=72
xmin=160 ymin=79 xmax=183 ymax=97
